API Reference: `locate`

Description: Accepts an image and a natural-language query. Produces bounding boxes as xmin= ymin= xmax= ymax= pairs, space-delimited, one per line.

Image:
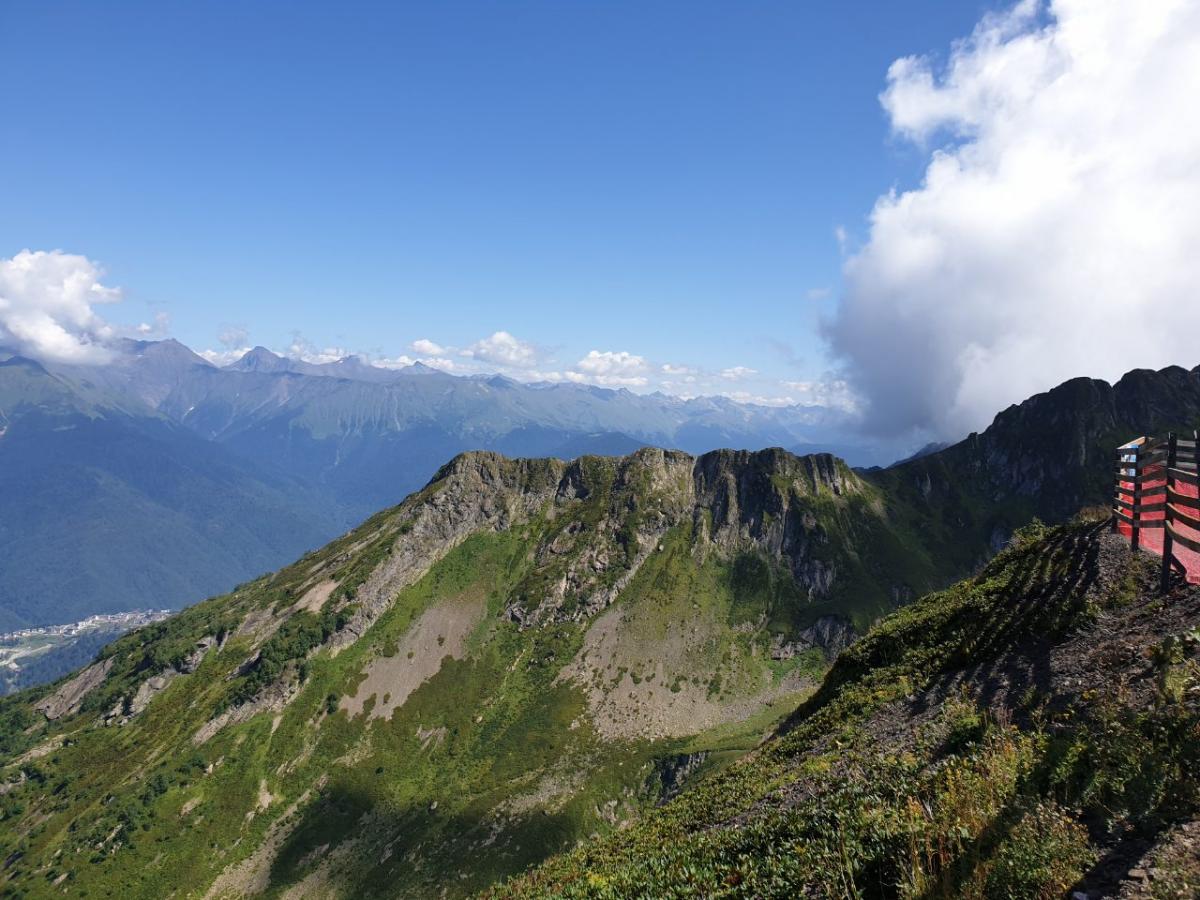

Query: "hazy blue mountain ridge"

xmin=0 ymin=355 xmax=344 ymax=630
xmin=2 ymin=340 xmax=888 ymax=632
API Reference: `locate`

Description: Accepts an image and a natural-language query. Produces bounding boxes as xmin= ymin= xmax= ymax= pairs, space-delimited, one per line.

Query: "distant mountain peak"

xmin=0 ymin=355 xmax=49 ymax=374
xmin=228 ymin=346 xmax=287 ymax=371
xmin=115 ymin=337 xmax=214 ymax=369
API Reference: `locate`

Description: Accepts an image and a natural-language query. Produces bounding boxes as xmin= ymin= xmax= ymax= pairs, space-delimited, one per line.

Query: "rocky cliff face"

xmin=943 ymin=365 xmax=1200 ymax=514
xmin=396 ymin=446 xmax=903 ymax=635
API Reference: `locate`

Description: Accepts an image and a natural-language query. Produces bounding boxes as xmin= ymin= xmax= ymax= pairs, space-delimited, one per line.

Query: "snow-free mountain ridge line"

xmin=2 ymin=340 xmax=1200 ymax=634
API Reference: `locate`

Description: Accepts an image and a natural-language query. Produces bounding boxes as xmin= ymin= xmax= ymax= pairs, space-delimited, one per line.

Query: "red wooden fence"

xmin=1113 ymin=431 xmax=1200 ymax=588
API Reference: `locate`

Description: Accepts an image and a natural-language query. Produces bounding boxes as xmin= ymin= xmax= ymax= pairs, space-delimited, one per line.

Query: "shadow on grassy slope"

xmin=268 ymin=781 xmax=583 ymax=899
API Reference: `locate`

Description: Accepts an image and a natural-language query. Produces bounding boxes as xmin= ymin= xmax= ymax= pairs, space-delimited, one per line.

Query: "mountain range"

xmin=0 ymin=360 xmax=1198 ymax=897
xmin=3 ymin=336 xmax=1199 ymax=647
xmin=0 ymin=338 xmax=895 ymax=631
xmin=0 ymin=445 xmax=906 ymax=897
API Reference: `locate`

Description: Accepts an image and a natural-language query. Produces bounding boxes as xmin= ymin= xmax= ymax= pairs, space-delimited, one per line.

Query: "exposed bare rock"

xmin=331 ymin=453 xmax=566 ymax=651
xmin=180 ymin=635 xmax=217 ymax=674
xmin=128 ymin=670 xmax=181 ymax=717
xmin=770 ymin=615 xmax=857 ymax=659
xmin=34 ymin=657 xmax=113 ymax=720
xmin=105 ymin=635 xmax=218 ymax=725
xmin=648 ymin=751 xmax=710 ymax=803
xmin=340 ymin=595 xmax=486 ymax=720
xmin=694 ymin=449 xmax=862 ymax=596
xmin=193 ymin=676 xmax=300 ymax=745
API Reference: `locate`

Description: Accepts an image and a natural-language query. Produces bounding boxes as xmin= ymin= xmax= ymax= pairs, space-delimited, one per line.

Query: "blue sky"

xmin=3 ymin=1 xmax=993 ymax=403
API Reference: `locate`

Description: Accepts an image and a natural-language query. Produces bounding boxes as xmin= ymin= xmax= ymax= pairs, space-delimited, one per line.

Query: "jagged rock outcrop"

xmin=331 ymin=453 xmax=567 ymax=649
xmin=34 ymin=658 xmax=114 ymax=720
xmin=649 ymin=752 xmax=710 ymax=803
xmin=493 ymin=447 xmax=881 ymax=628
xmin=898 ymin=365 xmax=1200 ymax=515
xmin=868 ymin=363 xmax=1200 ymax=581
xmin=303 ymin=446 xmax=889 ymax=642
xmin=105 ymin=636 xmax=218 ymax=726
xmin=770 ymin=615 xmax=857 ymax=659
xmin=186 ymin=446 xmax=898 ymax=747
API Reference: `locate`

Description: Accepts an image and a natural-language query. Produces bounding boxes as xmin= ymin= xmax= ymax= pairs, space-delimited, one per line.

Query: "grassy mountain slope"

xmin=491 ymin=519 xmax=1200 ymax=898
xmin=0 ymin=447 xmax=939 ymax=899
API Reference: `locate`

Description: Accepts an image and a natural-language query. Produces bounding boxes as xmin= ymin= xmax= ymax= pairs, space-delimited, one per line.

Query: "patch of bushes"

xmin=226 ymin=604 xmax=357 ymax=708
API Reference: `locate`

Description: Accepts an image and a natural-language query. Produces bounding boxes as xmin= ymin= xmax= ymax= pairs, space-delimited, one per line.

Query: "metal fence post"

xmin=1161 ymin=432 xmax=1175 ymax=593
xmin=1131 ymin=443 xmax=1141 ymax=551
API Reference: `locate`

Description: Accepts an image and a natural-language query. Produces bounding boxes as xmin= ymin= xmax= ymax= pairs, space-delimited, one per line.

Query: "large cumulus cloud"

xmin=826 ymin=0 xmax=1200 ymax=439
xmin=0 ymin=249 xmax=121 ymax=363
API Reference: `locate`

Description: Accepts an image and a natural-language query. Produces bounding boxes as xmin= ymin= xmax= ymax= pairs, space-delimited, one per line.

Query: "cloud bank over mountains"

xmin=0 ymin=249 xmax=840 ymax=410
xmin=828 ymin=0 xmax=1200 ymax=438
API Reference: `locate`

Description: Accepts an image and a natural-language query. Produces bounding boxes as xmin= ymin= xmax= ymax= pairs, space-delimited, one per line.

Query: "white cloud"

xmin=575 ymin=350 xmax=648 ymax=376
xmin=198 ymin=346 xmax=251 ymax=366
xmin=134 ymin=312 xmax=170 ymax=337
xmin=826 ymin=0 xmax=1200 ymax=439
xmin=720 ymin=390 xmax=796 ymax=408
xmin=782 ymin=379 xmax=860 ymax=413
xmin=218 ymin=325 xmax=248 ymax=349
xmin=661 ymin=363 xmax=701 ymax=379
xmin=565 ymin=371 xmax=649 ymax=387
xmin=461 ymin=331 xmax=539 ymax=368
xmin=0 ymin=249 xmax=121 ymax=363
xmin=373 ymin=353 xmax=454 ymax=371
xmin=372 ymin=354 xmax=417 ymax=369
xmin=834 ymin=226 xmax=849 ymax=255
xmin=566 ymin=350 xmax=651 ymax=386
xmin=720 ymin=366 xmax=758 ymax=381
xmin=411 ymin=338 xmax=446 ymax=357
xmin=522 ymin=369 xmax=565 ymax=382
xmin=199 ymin=325 xmax=251 ymax=364
xmin=286 ymin=334 xmax=350 ymax=365
xmin=418 ymin=356 xmax=458 ymax=372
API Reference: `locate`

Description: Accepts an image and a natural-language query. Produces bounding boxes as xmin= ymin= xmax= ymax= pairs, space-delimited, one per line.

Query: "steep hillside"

xmin=0 ymin=357 xmax=344 ymax=630
xmin=493 ymin=519 xmax=1200 ymax=898
xmin=870 ymin=363 xmax=1200 ymax=577
xmin=0 ymin=447 xmax=934 ymax=899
